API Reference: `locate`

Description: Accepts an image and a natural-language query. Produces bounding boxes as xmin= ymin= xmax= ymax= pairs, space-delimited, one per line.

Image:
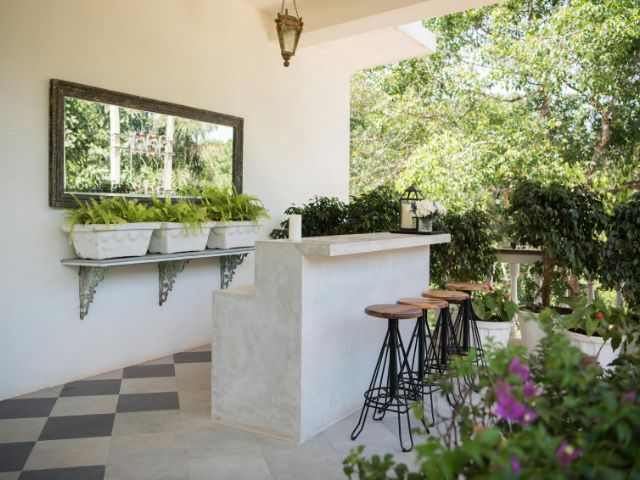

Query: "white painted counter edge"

xmin=258 ymin=232 xmax=451 ymax=257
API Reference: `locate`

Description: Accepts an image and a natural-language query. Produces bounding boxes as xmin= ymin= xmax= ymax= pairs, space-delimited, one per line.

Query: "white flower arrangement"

xmin=412 ymin=200 xmax=446 ymax=219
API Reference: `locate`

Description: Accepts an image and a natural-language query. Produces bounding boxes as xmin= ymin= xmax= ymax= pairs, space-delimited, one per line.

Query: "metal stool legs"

xmin=430 ymin=306 xmax=466 ymax=406
xmin=351 ymin=318 xmax=420 ymax=452
xmin=403 ymin=311 xmax=439 ymax=428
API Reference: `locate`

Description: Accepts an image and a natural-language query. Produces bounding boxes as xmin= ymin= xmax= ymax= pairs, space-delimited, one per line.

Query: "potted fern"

xmin=562 ymin=296 xmax=628 ymax=369
xmin=147 ymin=197 xmax=214 ymax=254
xmin=63 ymin=197 xmax=160 ymax=260
xmin=472 ymin=288 xmax=519 ymax=347
xmin=201 ymin=186 xmax=270 ymax=249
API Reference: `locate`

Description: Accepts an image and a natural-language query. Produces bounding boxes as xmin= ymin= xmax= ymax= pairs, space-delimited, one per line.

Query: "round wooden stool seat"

xmin=364 ymin=304 xmax=422 ymax=320
xmin=397 ymin=297 xmax=448 ymax=310
xmin=445 ymin=282 xmax=492 ymax=293
xmin=422 ymin=290 xmax=469 ymax=302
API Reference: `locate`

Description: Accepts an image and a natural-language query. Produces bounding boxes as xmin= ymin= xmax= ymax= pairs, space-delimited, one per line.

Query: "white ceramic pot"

xmin=62 ymin=223 xmax=160 ymax=260
xmin=518 ymin=310 xmax=548 ymax=354
xmin=207 ymin=221 xmax=260 ymax=249
xmin=148 ymin=222 xmax=214 ymax=254
xmin=475 ymin=320 xmax=514 ymax=349
xmin=564 ymin=329 xmax=620 ymax=369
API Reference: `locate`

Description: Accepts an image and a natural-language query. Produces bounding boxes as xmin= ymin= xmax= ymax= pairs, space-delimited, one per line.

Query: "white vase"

xmin=475 ymin=320 xmax=514 ymax=349
xmin=207 ymin=221 xmax=260 ymax=249
xmin=62 ymin=222 xmax=160 ymax=260
xmin=564 ymin=329 xmax=621 ymax=370
xmin=148 ymin=222 xmax=214 ymax=254
xmin=518 ymin=310 xmax=548 ymax=354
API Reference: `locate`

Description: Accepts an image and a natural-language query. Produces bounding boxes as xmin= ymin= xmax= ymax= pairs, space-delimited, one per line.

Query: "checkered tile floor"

xmin=1 ymin=345 xmax=426 ymax=480
xmin=0 ymin=346 xmax=211 ymax=480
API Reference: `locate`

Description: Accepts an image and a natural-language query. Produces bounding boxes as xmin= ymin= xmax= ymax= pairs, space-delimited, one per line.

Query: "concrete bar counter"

xmin=212 ymin=232 xmax=450 ymax=442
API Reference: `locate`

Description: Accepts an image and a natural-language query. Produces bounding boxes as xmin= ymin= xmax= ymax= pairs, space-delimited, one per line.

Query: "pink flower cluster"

xmin=493 ymin=357 xmax=540 ymax=425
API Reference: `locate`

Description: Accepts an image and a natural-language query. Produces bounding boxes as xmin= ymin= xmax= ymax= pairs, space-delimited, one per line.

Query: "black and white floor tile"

xmin=0 ymin=345 xmax=424 ymax=480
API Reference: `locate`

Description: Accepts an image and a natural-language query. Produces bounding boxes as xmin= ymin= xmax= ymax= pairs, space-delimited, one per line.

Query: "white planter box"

xmin=518 ymin=310 xmax=548 ymax=354
xmin=475 ymin=319 xmax=514 ymax=349
xmin=564 ymin=329 xmax=620 ymax=369
xmin=149 ymin=222 xmax=214 ymax=254
xmin=62 ymin=223 xmax=161 ymax=260
xmin=207 ymin=221 xmax=260 ymax=249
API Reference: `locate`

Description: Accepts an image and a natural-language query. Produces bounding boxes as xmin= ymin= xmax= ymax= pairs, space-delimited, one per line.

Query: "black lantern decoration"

xmin=399 ymin=184 xmax=424 ymax=232
xmin=275 ymin=0 xmax=303 ymax=67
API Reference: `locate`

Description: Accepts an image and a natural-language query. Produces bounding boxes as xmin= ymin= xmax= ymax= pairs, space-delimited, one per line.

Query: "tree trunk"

xmin=540 ymin=250 xmax=553 ymax=307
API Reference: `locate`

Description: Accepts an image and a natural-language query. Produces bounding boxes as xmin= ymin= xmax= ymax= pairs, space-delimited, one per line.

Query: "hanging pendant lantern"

xmin=275 ymin=0 xmax=303 ymax=67
xmin=399 ymin=184 xmax=425 ymax=232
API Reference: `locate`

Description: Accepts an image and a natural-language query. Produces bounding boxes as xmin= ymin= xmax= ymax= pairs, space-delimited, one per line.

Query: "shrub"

xmin=430 ymin=209 xmax=497 ymax=287
xmin=270 ymin=187 xmax=399 ymax=239
xmin=344 ymin=312 xmax=640 ymax=479
xmin=198 ymin=185 xmax=270 ymax=223
xmin=148 ymin=196 xmax=208 ymax=229
xmin=507 ymin=179 xmax=607 ymax=307
xmin=602 ymin=197 xmax=640 ymax=313
xmin=65 ymin=196 xmax=151 ymax=229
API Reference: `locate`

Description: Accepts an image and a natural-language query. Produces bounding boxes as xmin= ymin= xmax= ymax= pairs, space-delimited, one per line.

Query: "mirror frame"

xmin=49 ymin=79 xmax=244 ymax=208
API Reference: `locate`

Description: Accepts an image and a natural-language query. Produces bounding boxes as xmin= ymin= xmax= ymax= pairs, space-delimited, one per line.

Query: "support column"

xmin=509 ymin=262 xmax=520 ymax=305
xmin=109 ymin=105 xmax=121 ymax=185
xmin=163 ymin=115 xmax=174 ymax=194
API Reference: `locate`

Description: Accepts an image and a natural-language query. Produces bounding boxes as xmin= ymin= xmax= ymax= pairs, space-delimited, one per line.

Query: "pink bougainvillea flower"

xmin=523 ymin=380 xmax=541 ymax=398
xmin=508 ymin=356 xmax=530 ymax=382
xmin=621 ymin=391 xmax=636 ymax=405
xmin=519 ymin=409 xmax=539 ymax=425
xmin=594 ymin=312 xmax=606 ymax=319
xmin=580 ymin=355 xmax=599 ymax=368
xmin=510 ymin=455 xmax=521 ymax=475
xmin=488 ymin=285 xmax=494 ymax=292
xmin=556 ymin=440 xmax=582 ymax=468
xmin=494 ymin=387 xmax=526 ymax=421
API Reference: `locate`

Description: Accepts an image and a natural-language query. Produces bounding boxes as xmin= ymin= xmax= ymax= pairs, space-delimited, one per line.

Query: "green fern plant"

xmin=65 ymin=196 xmax=151 ymax=227
xmin=200 ymin=185 xmax=269 ymax=223
xmin=148 ymin=197 xmax=209 ymax=231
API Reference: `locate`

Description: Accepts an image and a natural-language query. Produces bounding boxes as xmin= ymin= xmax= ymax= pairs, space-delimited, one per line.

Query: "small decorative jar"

xmin=418 ymin=217 xmax=433 ymax=232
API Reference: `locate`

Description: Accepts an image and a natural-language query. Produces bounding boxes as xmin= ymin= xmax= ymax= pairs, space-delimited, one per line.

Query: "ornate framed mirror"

xmin=49 ymin=79 xmax=243 ymax=208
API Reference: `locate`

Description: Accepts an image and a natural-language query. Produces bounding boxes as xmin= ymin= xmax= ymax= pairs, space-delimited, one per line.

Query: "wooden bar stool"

xmin=351 ymin=304 xmax=423 ymax=452
xmin=397 ymin=297 xmax=447 ymax=427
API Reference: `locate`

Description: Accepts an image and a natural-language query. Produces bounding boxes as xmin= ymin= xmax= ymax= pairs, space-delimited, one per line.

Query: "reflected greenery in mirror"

xmin=50 ymin=79 xmax=243 ymax=207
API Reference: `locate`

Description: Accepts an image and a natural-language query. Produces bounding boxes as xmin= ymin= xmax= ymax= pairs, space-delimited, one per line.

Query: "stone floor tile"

xmin=116 ymin=393 xmax=179 ymax=413
xmin=177 ymin=390 xmax=209 ymax=415
xmin=174 ymin=363 xmax=210 ymax=381
xmin=24 ymin=437 xmax=109 ymax=471
xmin=0 ymin=442 xmax=34 ymax=472
xmin=122 ymin=365 xmax=175 ymax=379
xmin=140 ymin=356 xmax=174 ymax=366
xmin=256 ymin=431 xmax=334 ymax=456
xmin=16 ymin=386 xmax=63 ymax=400
xmin=60 ymin=381 xmax=120 ymax=398
xmin=119 ymin=377 xmax=177 ymax=395
xmin=0 ymin=472 xmax=20 ymax=480
xmin=85 ymin=369 xmax=123 ymax=381
xmin=50 ymin=396 xmax=118 ymax=417
xmin=104 ymin=433 xmax=188 ymax=480
xmin=19 ymin=465 xmax=105 ymax=480
xmin=111 ymin=411 xmax=185 ymax=436
xmin=180 ymin=423 xmax=262 ymax=459
xmin=186 ymin=345 xmax=211 ymax=352
xmin=0 ymin=418 xmax=47 ymax=443
xmin=188 ymin=453 xmax=272 ymax=480
xmin=0 ymin=399 xmax=56 ymax=420
xmin=262 ymin=447 xmax=344 ymax=480
xmin=173 ymin=351 xmax=211 ymax=364
xmin=39 ymin=414 xmax=114 ymax=440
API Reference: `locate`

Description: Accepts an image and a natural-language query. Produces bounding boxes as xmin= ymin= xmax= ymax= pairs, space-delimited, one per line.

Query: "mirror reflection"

xmin=63 ymin=98 xmax=234 ymax=197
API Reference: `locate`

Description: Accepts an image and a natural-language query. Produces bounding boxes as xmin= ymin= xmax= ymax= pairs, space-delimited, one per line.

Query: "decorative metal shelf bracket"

xmin=79 ymin=266 xmax=107 ymax=320
xmin=63 ymin=247 xmax=254 ymax=320
xmin=159 ymin=260 xmax=189 ymax=305
xmin=220 ymin=253 xmax=248 ymax=289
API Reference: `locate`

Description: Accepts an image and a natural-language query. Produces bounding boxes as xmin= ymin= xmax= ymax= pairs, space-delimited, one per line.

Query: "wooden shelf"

xmin=61 ymin=247 xmax=255 ymax=320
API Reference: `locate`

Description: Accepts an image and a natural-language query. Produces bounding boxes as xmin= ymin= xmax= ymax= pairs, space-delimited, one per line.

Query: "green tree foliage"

xmin=507 ymin=179 xmax=608 ymax=306
xmin=350 ymin=0 xmax=640 ymax=206
xmin=431 ymin=209 xmax=498 ymax=286
xmin=603 ymin=197 xmax=640 ymax=312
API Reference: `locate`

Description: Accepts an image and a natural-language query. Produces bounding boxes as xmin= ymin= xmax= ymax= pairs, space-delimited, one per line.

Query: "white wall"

xmin=0 ymin=0 xmax=350 ymax=400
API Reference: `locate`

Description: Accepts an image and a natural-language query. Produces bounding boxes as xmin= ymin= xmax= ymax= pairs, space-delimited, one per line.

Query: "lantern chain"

xmin=280 ymin=0 xmax=300 ymax=17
